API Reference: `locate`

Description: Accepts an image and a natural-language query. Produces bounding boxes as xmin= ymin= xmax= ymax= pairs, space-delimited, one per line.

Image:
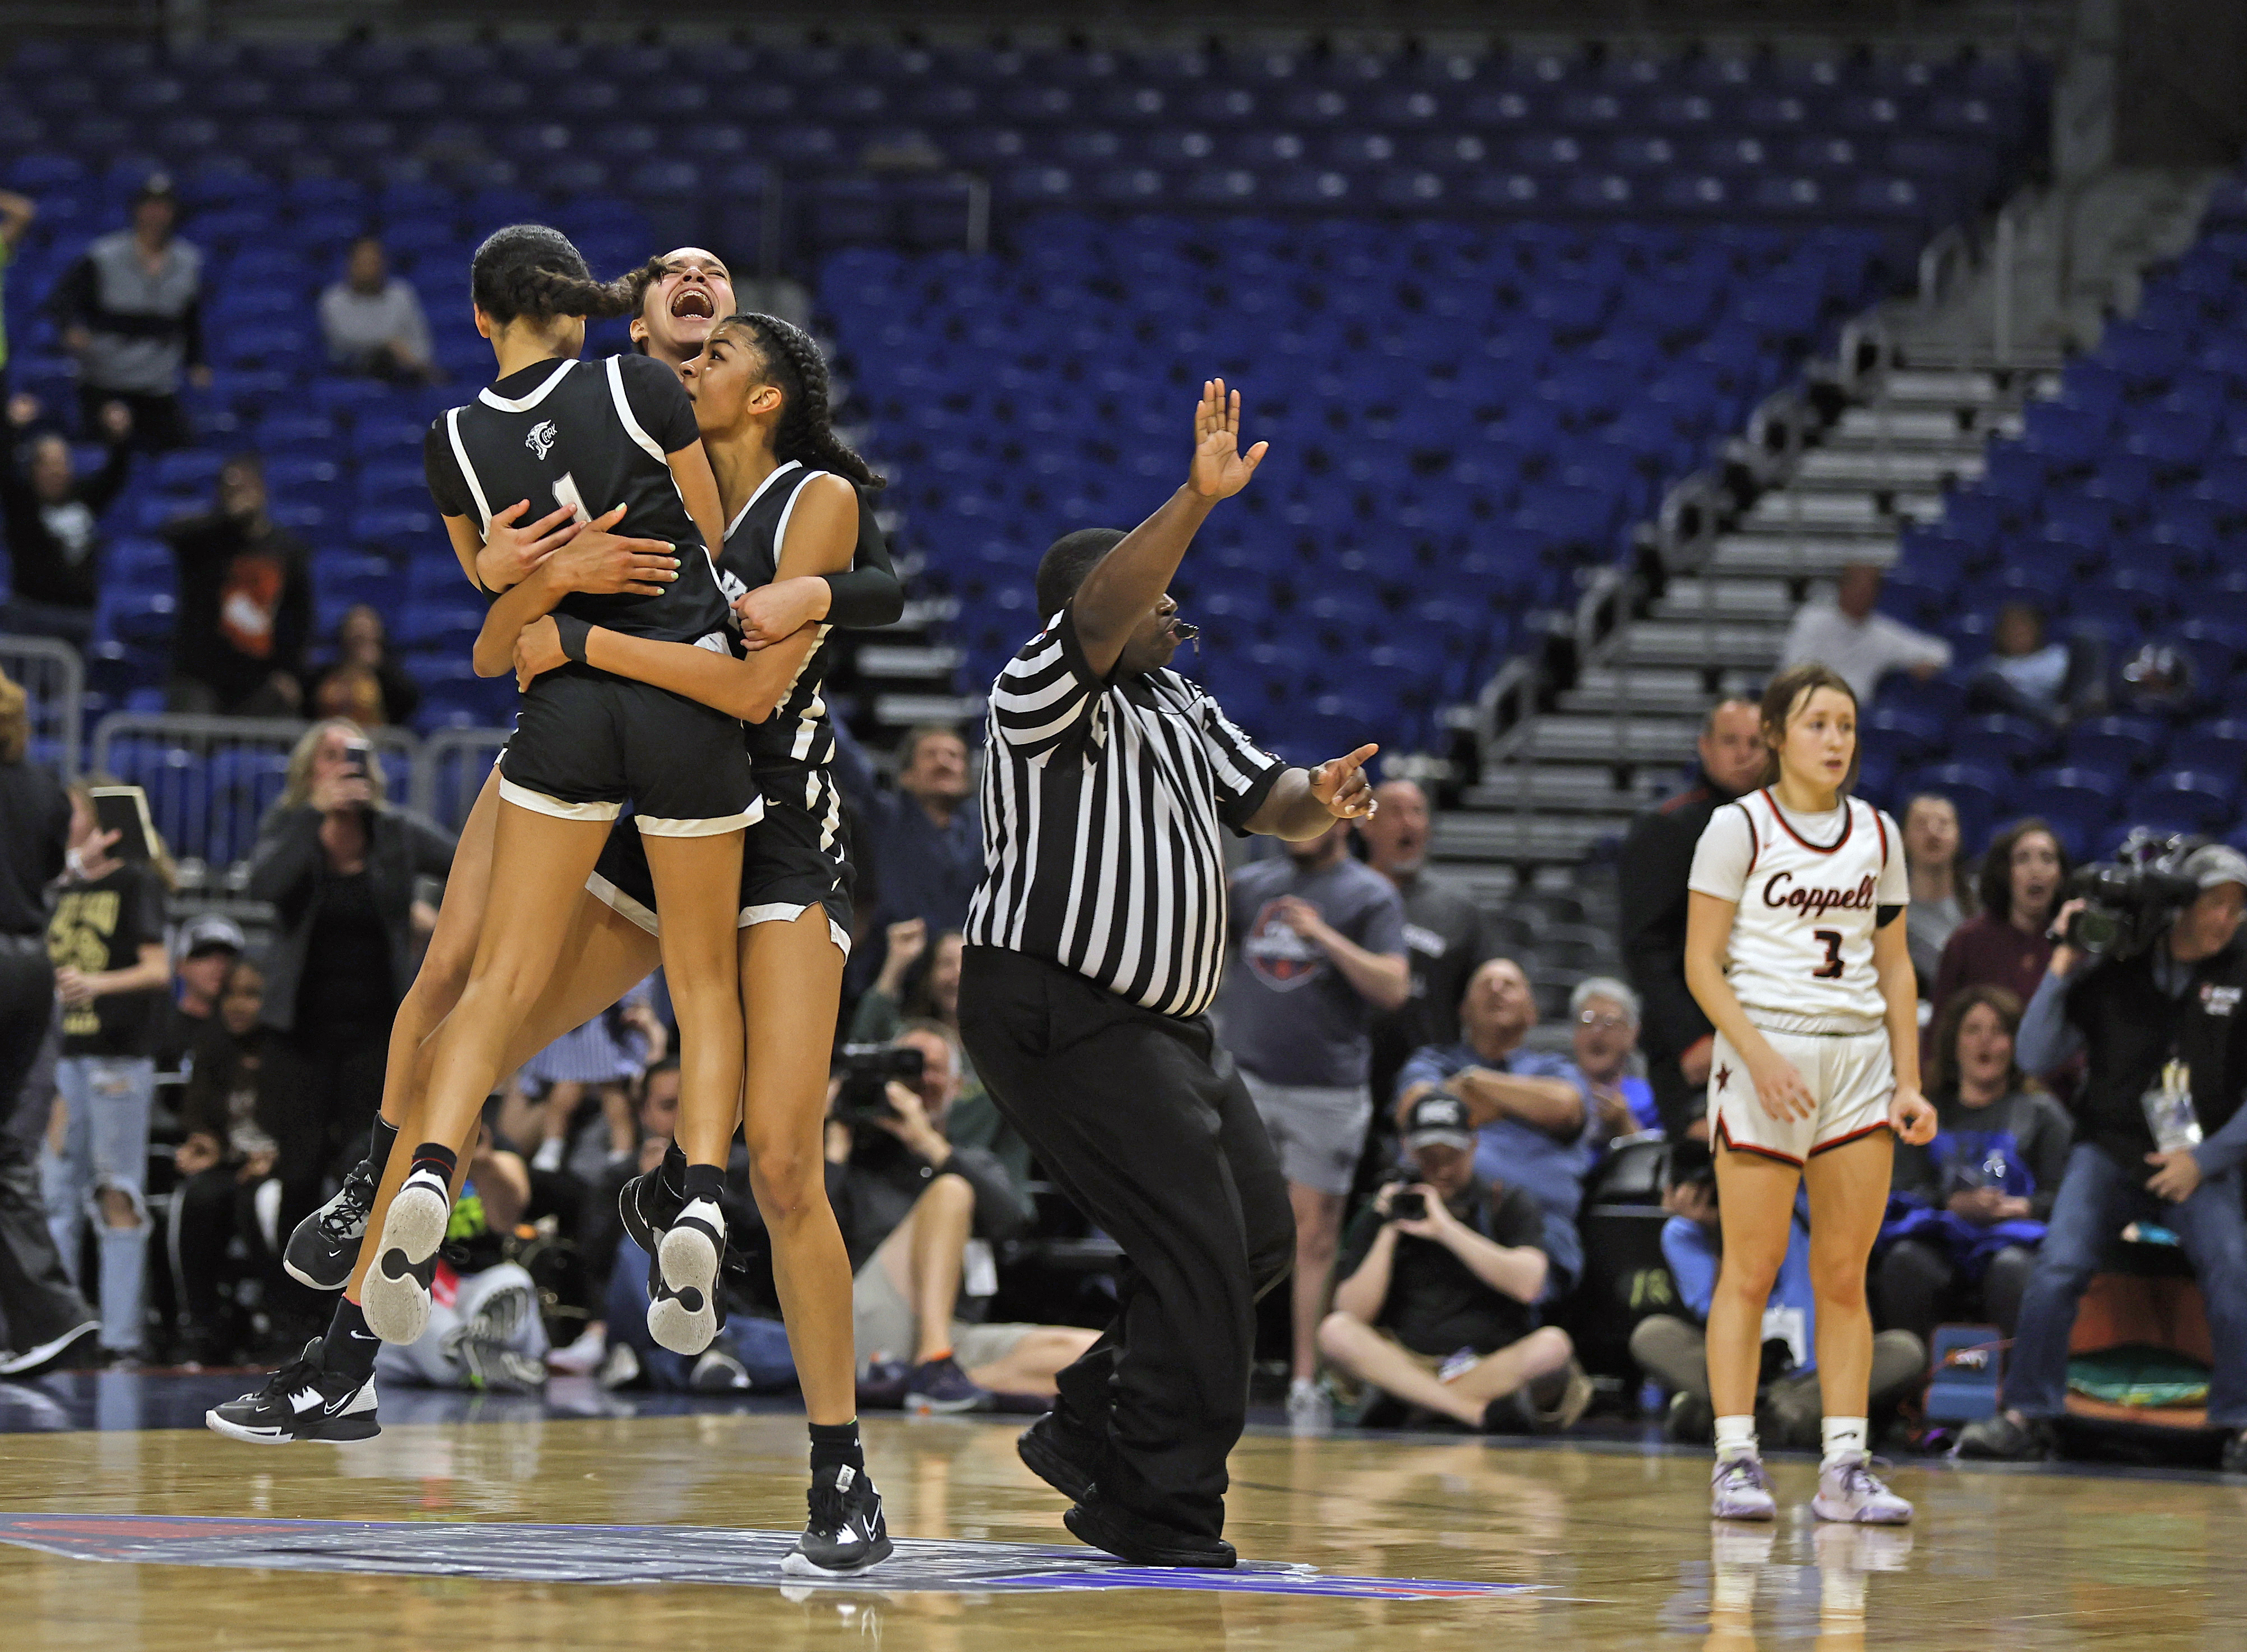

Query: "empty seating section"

xmin=1867 ymin=183 xmax=2247 ymax=859
xmin=831 ymin=215 xmax=1893 ymax=762
xmin=0 ymin=36 xmax=2046 ymax=782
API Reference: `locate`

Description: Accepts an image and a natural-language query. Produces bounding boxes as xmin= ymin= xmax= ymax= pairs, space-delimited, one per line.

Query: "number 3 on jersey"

xmin=1811 ymin=929 xmax=1844 ymax=979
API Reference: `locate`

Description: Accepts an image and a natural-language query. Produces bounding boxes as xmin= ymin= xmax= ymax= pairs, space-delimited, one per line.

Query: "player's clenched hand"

xmin=1745 ymin=1048 xmax=1815 ymax=1123
xmin=1311 ymin=744 xmax=1379 ymax=818
xmin=546 ymin=505 xmax=680 ymax=597
xmin=736 ymin=576 xmax=830 ymax=650
xmin=1889 ymin=1087 xmax=1937 ymax=1146
xmin=514 ymin=616 xmax=568 ymax=690
xmin=1185 ymin=379 xmax=1268 ymax=501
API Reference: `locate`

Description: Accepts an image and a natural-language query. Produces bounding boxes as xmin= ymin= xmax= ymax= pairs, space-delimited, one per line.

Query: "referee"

xmin=959 ymin=381 xmax=1378 ymax=1568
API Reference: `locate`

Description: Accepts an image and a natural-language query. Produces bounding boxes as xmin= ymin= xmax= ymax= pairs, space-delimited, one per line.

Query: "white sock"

xmin=1714 ymin=1414 xmax=1758 ymax=1460
xmin=531 ymin=1137 xmax=565 ymax=1173
xmin=1821 ymin=1415 xmax=1868 ymax=1464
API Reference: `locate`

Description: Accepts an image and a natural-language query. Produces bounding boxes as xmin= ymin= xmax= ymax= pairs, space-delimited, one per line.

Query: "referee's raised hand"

xmin=1310 ymin=744 xmax=1380 ymax=819
xmin=1186 ymin=379 xmax=1268 ymax=501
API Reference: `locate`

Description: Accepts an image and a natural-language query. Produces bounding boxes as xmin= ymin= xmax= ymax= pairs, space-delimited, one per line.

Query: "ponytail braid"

xmin=721 ymin=312 xmax=886 ymax=490
xmin=471 ymin=224 xmax=638 ymax=325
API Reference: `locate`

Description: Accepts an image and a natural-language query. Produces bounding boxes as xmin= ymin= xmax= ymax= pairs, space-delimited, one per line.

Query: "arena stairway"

xmin=1422 ymin=169 xmax=2217 ymax=953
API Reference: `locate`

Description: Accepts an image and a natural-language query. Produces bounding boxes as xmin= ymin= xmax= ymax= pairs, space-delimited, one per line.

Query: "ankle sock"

xmin=1714 ymin=1414 xmax=1758 ymax=1460
xmin=1821 ymin=1415 xmax=1868 ymax=1465
xmin=809 ymin=1419 xmax=864 ymax=1476
xmin=323 ymin=1298 xmax=380 ymax=1383
xmin=659 ymin=1141 xmax=688 ymax=1198
xmin=917 ymin=1348 xmax=953 ymax=1369
xmin=681 ymin=1163 xmax=724 ymax=1205
xmin=408 ymin=1142 xmax=458 ymax=1184
xmin=367 ymin=1116 xmax=399 ymax=1176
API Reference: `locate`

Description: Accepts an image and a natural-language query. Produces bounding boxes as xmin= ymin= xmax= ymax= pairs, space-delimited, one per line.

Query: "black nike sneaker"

xmin=647 ymin=1196 xmax=724 ymax=1355
xmin=204 ymin=1338 xmax=380 ymax=1444
xmin=617 ymin=1165 xmax=684 ymax=1256
xmin=782 ymin=1461 xmax=895 ymax=1576
xmin=284 ymin=1157 xmax=377 ymax=1291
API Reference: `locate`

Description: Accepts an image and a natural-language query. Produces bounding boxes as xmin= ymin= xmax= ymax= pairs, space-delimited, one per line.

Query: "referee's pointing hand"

xmin=1311 ymin=744 xmax=1380 ymax=819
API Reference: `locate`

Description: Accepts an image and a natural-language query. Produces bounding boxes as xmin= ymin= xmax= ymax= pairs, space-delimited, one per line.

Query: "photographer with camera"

xmin=1315 ymin=1093 xmax=1579 ymax=1431
xmin=828 ymin=1021 xmax=1089 ymax=1415
xmin=247 ymin=720 xmax=453 ymax=1330
xmin=1958 ymin=839 xmax=2247 ymax=1468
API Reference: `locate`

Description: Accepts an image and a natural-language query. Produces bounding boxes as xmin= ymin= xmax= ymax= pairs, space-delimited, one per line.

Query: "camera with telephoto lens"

xmin=2064 ymin=829 xmax=2202 ymax=960
xmin=832 ymin=1042 xmax=924 ymax=1125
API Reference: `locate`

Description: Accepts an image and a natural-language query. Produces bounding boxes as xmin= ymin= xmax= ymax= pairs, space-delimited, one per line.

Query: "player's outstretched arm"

xmin=1073 ymin=379 xmax=1267 ymax=678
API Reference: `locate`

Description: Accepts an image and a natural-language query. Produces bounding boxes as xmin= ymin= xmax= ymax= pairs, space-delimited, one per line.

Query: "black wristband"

xmin=554 ymin=613 xmax=592 ymax=664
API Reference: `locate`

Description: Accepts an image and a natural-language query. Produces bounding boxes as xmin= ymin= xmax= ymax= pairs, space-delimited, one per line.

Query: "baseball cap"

xmin=2184 ymin=844 xmax=2247 ymax=892
xmin=177 ymin=914 xmax=245 ymax=958
xmin=1402 ymin=1092 xmax=1476 ymax=1154
xmin=132 ymin=172 xmax=177 ymax=206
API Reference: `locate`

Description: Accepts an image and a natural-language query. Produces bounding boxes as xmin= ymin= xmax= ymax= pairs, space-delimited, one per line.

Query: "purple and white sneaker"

xmin=1710 ymin=1453 xmax=1777 ymax=1521
xmin=1812 ymin=1452 xmax=1913 ymax=1524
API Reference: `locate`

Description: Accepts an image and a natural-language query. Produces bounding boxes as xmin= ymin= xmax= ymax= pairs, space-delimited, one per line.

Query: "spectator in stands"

xmin=1220 ymin=820 xmax=1409 ymax=1428
xmin=1778 ymin=562 xmax=1951 ymax=704
xmin=1959 ymin=846 xmax=2247 ymax=1470
xmin=828 ymin=1020 xmax=1085 ymax=1413
xmin=1396 ymin=958 xmax=1597 ymax=1301
xmin=162 ymin=453 xmax=313 ymax=717
xmin=1358 ymin=777 xmax=1492 ymax=1113
xmin=834 ymin=722 xmax=982 ymax=982
xmin=0 ymin=667 xmax=97 ymax=1374
xmin=310 ymin=604 xmax=420 ymax=728
xmin=150 ymin=914 xmax=244 ymax=1076
xmin=503 ymin=979 xmax=665 ymax=1178
xmin=0 ymin=392 xmax=133 ymax=646
xmin=2114 ymin=640 xmax=2200 ymax=721
xmin=1317 ymin=1092 xmax=1581 ymax=1432
xmin=1931 ymin=818 xmax=2069 ymax=1026
xmin=42 ymin=779 xmax=172 ymax=1363
xmin=1876 ymin=985 xmax=2069 ymax=1348
xmin=319 ymin=236 xmax=437 ymax=384
xmin=1632 ymin=1140 xmax=1925 ymax=1446
xmin=0 ymin=188 xmax=35 ymax=394
xmin=1968 ymin=602 xmax=2103 ymax=727
xmin=1902 ymin=792 xmax=1973 ymax=996
xmin=47 ymin=173 xmax=206 ymax=451
xmin=1571 ymin=977 xmax=1657 ymax=1137
xmin=171 ymin=956 xmax=284 ymax=1365
xmin=1618 ymin=697 xmax=1766 ymax=1140
xmin=247 ymin=720 xmax=454 ymax=1284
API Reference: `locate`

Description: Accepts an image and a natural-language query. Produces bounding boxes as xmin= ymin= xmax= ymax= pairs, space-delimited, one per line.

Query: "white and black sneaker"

xmin=448 ymin=1285 xmax=547 ymax=1393
xmin=617 ymin=1166 xmax=683 ymax=1255
xmin=284 ymin=1157 xmax=378 ymax=1291
xmin=362 ymin=1166 xmax=450 ymax=1345
xmin=783 ymin=1462 xmax=894 ymax=1576
xmin=647 ymin=1196 xmax=724 ymax=1356
xmin=205 ymin=1338 xmax=379 ymax=1444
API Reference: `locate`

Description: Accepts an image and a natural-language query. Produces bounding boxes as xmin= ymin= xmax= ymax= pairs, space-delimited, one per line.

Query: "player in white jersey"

xmin=1682 ymin=663 xmax=1936 ymax=1528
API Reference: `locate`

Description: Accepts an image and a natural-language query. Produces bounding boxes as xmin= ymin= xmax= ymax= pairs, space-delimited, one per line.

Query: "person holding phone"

xmin=42 ymin=779 xmax=172 ymax=1362
xmin=1315 ymin=1092 xmax=1577 ymax=1432
xmin=244 ymin=719 xmax=454 ymax=1335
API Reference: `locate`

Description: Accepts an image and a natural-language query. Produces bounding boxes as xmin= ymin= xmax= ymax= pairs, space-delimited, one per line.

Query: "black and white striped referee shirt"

xmin=964 ymin=608 xmax=1287 ymax=1018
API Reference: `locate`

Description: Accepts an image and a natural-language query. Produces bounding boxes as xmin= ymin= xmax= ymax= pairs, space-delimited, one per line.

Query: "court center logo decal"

xmin=0 ymin=1513 xmax=1536 ymax=1600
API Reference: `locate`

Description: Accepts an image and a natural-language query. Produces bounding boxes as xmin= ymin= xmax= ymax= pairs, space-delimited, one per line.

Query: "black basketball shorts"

xmin=498 ymin=666 xmax=759 ymax=837
xmin=587 ymin=765 xmax=855 ymax=955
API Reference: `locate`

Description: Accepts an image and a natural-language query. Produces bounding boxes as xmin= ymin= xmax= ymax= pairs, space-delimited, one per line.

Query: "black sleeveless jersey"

xmin=422 ymin=353 xmax=730 ymax=645
xmin=715 ymin=460 xmax=886 ymax=779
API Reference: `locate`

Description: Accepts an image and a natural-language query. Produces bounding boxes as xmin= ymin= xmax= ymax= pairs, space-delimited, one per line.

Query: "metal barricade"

xmin=413 ymin=727 xmax=509 ymax=834
xmin=89 ymin=713 xmax=421 ymax=879
xmin=0 ymin=633 xmax=85 ymax=779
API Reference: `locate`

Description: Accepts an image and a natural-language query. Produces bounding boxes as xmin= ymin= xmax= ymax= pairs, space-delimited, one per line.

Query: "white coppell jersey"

xmin=1687 ymin=789 xmax=1906 ymax=1030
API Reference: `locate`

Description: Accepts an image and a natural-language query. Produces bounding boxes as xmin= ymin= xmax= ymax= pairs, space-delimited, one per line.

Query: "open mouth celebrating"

xmin=670 ymin=288 xmax=715 ymax=321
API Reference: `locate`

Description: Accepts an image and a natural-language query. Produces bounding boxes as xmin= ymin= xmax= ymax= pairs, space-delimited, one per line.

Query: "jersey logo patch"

xmin=1242 ymin=899 xmax=1326 ymax=990
xmin=1715 ymin=1065 xmax=1732 ymax=1092
xmin=526 ymin=419 xmax=559 ymax=460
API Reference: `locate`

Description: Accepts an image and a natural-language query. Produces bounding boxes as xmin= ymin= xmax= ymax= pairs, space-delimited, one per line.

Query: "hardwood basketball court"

xmin=0 ymin=1376 xmax=2237 ymax=1649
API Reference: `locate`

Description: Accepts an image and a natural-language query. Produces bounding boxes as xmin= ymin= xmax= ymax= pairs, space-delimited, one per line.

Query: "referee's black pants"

xmin=959 ymin=947 xmax=1293 ymax=1540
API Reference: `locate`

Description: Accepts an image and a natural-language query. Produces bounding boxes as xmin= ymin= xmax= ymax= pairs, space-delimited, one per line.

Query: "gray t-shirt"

xmin=1221 ymin=853 xmax=1407 ymax=1088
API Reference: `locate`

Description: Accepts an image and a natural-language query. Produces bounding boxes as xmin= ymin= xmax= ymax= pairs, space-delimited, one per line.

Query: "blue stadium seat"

xmin=2131 ymin=770 xmax=2240 ymax=835
xmin=2064 ymin=716 xmax=2167 ymax=776
xmin=1950 ymin=713 xmax=2056 ymax=770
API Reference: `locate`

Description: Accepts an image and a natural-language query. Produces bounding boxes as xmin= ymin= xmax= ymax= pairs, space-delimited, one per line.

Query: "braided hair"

xmin=469 ymin=224 xmax=637 ymax=326
xmin=712 ymin=312 xmax=885 ymax=490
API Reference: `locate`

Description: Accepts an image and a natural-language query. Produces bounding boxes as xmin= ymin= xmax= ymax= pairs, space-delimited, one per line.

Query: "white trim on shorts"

xmin=742 ymin=900 xmax=852 ymax=957
xmin=634 ymin=799 xmax=765 ymax=838
xmin=584 ymin=871 xmax=659 ymax=936
xmin=498 ymin=777 xmax=621 ymax=822
xmin=584 ymin=879 xmax=849 ymax=954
